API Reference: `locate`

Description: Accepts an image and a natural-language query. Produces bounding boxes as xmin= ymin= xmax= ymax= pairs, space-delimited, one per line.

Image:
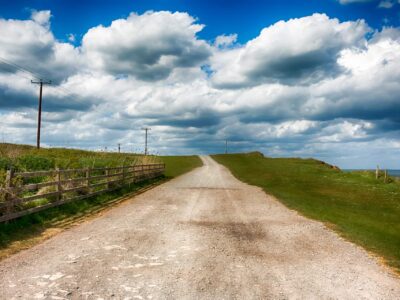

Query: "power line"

xmin=0 ymin=61 xmax=36 ymax=82
xmin=0 ymin=56 xmax=47 ymax=81
xmin=0 ymin=56 xmax=84 ymax=109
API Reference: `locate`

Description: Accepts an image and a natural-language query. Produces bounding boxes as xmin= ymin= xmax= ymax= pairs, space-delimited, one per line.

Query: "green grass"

xmin=161 ymin=155 xmax=202 ymax=178
xmin=212 ymin=152 xmax=400 ymax=272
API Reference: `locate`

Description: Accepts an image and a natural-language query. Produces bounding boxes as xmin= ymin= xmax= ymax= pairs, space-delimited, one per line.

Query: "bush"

xmin=0 ymin=157 xmax=11 ymax=170
xmin=17 ymin=155 xmax=55 ymax=171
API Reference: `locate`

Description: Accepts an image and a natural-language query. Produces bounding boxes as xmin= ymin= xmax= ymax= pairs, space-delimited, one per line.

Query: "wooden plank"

xmin=19 ymin=191 xmax=61 ymax=202
xmin=62 ymin=186 xmax=88 ymax=194
xmin=14 ymin=170 xmax=56 ymax=178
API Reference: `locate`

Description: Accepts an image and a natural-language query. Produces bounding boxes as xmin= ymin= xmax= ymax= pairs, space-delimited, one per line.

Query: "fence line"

xmin=0 ymin=163 xmax=165 ymax=223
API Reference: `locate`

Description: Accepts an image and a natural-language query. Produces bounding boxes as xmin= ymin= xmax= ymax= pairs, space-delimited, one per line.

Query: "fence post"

xmin=376 ymin=165 xmax=379 ymax=180
xmin=5 ymin=168 xmax=14 ymax=223
xmin=384 ymin=169 xmax=388 ymax=183
xmin=105 ymin=169 xmax=110 ymax=189
xmin=86 ymin=168 xmax=91 ymax=193
xmin=56 ymin=168 xmax=62 ymax=201
xmin=133 ymin=165 xmax=138 ymax=184
xmin=122 ymin=165 xmax=126 ymax=186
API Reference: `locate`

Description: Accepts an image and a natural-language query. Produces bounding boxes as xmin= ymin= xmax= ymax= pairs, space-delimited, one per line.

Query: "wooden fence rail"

xmin=0 ymin=163 xmax=165 ymax=223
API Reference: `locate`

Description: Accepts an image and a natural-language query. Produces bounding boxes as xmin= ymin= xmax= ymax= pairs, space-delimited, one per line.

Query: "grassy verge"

xmin=0 ymin=152 xmax=201 ymax=259
xmin=212 ymin=152 xmax=400 ymax=272
xmin=161 ymin=155 xmax=203 ymax=178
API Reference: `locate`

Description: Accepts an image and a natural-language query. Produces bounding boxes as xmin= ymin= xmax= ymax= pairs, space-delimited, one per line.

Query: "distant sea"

xmin=343 ymin=169 xmax=400 ymax=178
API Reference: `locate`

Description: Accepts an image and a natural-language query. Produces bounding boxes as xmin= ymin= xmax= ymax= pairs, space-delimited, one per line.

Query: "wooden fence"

xmin=0 ymin=163 xmax=165 ymax=223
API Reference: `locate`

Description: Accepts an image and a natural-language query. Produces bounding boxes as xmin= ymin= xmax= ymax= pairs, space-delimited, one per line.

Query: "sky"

xmin=0 ymin=0 xmax=399 ymax=169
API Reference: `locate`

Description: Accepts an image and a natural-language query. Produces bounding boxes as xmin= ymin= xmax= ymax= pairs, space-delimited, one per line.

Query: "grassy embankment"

xmin=212 ymin=152 xmax=400 ymax=272
xmin=0 ymin=143 xmax=202 ymax=258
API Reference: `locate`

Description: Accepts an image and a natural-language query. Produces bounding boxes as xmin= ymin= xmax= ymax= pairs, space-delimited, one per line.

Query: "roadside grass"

xmin=212 ymin=152 xmax=400 ymax=272
xmin=0 ymin=143 xmax=201 ymax=259
xmin=162 ymin=155 xmax=202 ymax=178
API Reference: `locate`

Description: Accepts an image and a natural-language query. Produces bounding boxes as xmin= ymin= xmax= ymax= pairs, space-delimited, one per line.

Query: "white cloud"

xmin=67 ymin=33 xmax=76 ymax=42
xmin=31 ymin=10 xmax=51 ymax=26
xmin=378 ymin=0 xmax=395 ymax=8
xmin=211 ymin=14 xmax=369 ymax=88
xmin=0 ymin=11 xmax=81 ymax=83
xmin=214 ymin=34 xmax=238 ymax=48
xmin=82 ymin=11 xmax=211 ymax=81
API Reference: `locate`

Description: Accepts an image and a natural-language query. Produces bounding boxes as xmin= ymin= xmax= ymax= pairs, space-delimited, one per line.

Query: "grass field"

xmin=212 ymin=152 xmax=400 ymax=272
xmin=0 ymin=143 xmax=202 ymax=258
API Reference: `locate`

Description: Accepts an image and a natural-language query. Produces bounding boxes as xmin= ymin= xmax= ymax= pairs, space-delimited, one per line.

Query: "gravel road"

xmin=0 ymin=156 xmax=399 ymax=299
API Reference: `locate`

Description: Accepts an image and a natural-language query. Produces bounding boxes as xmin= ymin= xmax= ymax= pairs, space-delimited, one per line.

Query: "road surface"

xmin=0 ymin=156 xmax=399 ymax=299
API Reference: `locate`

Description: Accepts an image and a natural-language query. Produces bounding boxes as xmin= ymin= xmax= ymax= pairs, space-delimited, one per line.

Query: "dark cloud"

xmin=0 ymin=84 xmax=92 ymax=112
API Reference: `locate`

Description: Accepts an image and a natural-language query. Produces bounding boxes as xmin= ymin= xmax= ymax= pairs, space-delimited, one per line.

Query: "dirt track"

xmin=0 ymin=156 xmax=399 ymax=299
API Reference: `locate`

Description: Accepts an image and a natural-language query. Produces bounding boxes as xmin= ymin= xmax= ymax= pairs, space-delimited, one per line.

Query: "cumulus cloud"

xmin=0 ymin=11 xmax=81 ymax=83
xmin=211 ymin=14 xmax=369 ymax=88
xmin=82 ymin=11 xmax=211 ymax=81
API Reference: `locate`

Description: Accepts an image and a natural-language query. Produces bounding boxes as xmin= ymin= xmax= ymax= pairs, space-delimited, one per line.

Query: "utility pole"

xmin=31 ymin=79 xmax=51 ymax=149
xmin=141 ymin=127 xmax=151 ymax=155
xmin=118 ymin=143 xmax=121 ymax=153
xmin=225 ymin=139 xmax=228 ymax=154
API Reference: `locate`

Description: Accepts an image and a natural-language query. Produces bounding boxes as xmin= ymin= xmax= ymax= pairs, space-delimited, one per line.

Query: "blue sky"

xmin=0 ymin=0 xmax=399 ymax=168
xmin=1 ymin=0 xmax=399 ymax=43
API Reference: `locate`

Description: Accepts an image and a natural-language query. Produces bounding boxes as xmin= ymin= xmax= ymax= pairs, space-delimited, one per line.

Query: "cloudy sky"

xmin=0 ymin=0 xmax=399 ymax=169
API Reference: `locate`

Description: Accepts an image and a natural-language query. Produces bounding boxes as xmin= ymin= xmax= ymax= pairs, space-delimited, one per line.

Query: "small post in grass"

xmin=105 ymin=169 xmax=110 ymax=190
xmin=384 ymin=169 xmax=388 ymax=183
xmin=86 ymin=168 xmax=91 ymax=193
xmin=376 ymin=165 xmax=379 ymax=180
xmin=5 ymin=168 xmax=14 ymax=223
xmin=56 ymin=168 xmax=62 ymax=201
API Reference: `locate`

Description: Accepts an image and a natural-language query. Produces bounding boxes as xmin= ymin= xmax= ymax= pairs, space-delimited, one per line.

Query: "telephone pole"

xmin=225 ymin=139 xmax=228 ymax=154
xmin=31 ymin=79 xmax=51 ymax=149
xmin=118 ymin=143 xmax=121 ymax=153
xmin=141 ymin=127 xmax=151 ymax=155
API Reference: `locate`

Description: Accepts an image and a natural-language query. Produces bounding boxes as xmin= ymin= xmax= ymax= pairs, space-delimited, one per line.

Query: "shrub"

xmin=17 ymin=155 xmax=55 ymax=171
xmin=0 ymin=157 xmax=11 ymax=170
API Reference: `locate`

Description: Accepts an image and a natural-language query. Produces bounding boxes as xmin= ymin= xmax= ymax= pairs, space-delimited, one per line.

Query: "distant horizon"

xmin=1 ymin=141 xmax=398 ymax=171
